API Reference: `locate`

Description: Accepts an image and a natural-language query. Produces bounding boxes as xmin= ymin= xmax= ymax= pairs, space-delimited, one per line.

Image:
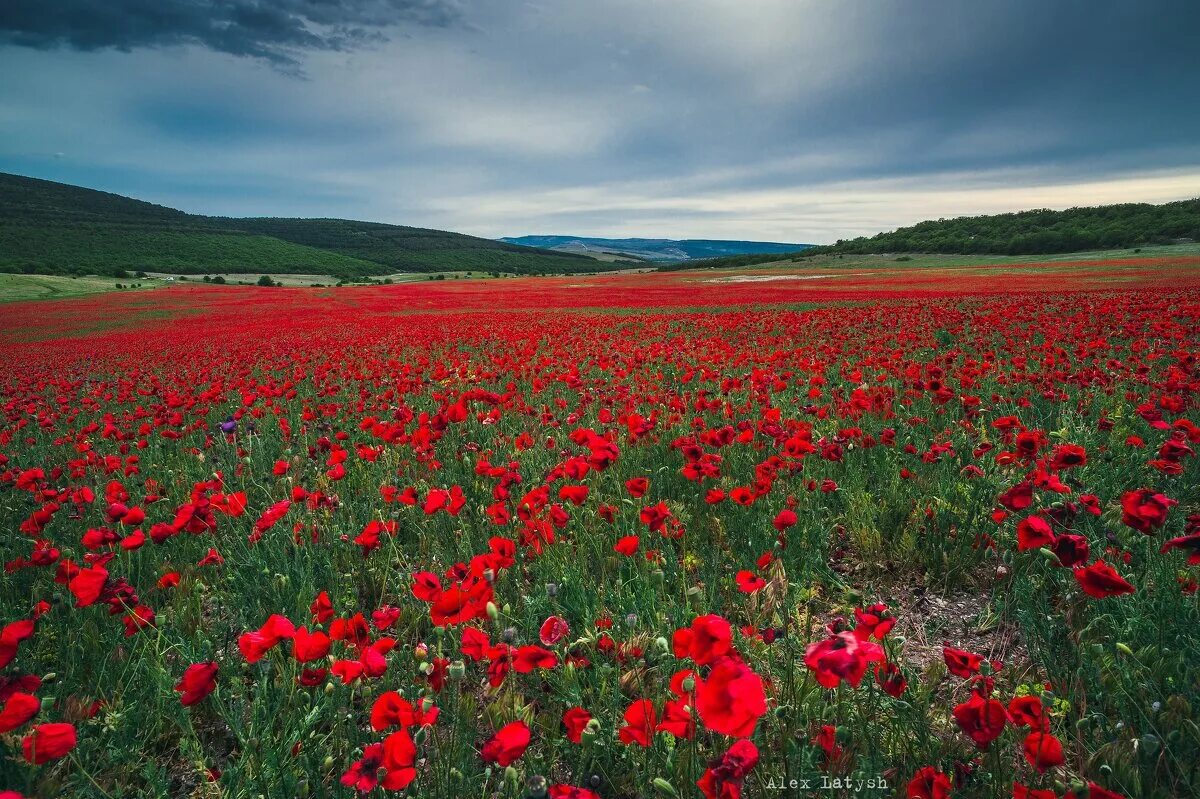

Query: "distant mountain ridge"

xmin=500 ymin=235 xmax=813 ymax=262
xmin=0 ymin=172 xmax=609 ymax=278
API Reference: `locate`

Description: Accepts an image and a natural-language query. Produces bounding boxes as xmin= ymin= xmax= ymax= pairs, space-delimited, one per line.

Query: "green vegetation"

xmin=816 ymin=199 xmax=1200 ymax=255
xmin=0 ymin=273 xmax=160 ymax=303
xmin=0 ymin=172 xmax=608 ymax=278
xmin=669 ymin=198 xmax=1200 ymax=270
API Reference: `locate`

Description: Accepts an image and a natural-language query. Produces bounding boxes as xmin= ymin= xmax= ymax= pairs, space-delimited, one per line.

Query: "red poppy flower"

xmin=1017 ymin=516 xmax=1055 ymax=551
xmin=539 ymin=615 xmax=569 ymax=645
xmin=942 ymin=645 xmax=984 ymax=678
xmin=618 ymin=699 xmax=657 ymax=746
xmin=562 ymin=707 xmax=592 ymax=744
xmin=674 ymin=615 xmax=733 ymax=666
xmin=1160 ymin=531 xmax=1200 ymax=565
xmin=341 ymin=730 xmax=417 ymax=792
xmin=1023 ymin=731 xmax=1065 ymax=771
xmin=853 ymin=603 xmax=895 ymax=640
xmin=1074 ymin=560 xmax=1136 ymax=598
xmin=906 ymin=766 xmax=951 ymax=799
xmin=0 ymin=692 xmax=40 ymax=733
xmin=68 ymin=565 xmax=108 ymax=607
xmin=614 ymin=535 xmax=640 ymax=555
xmin=549 ymin=787 xmax=600 ymax=799
xmin=697 ymin=739 xmax=759 ymax=799
xmin=735 ymin=570 xmax=766 ymax=593
xmin=874 ymin=661 xmax=908 ymax=697
xmin=371 ymin=691 xmax=438 ymax=731
xmin=481 ymin=720 xmax=531 ymax=766
xmin=657 ymin=696 xmax=696 ymax=740
xmin=625 ymin=477 xmax=649 ymax=497
xmin=804 ymin=631 xmax=884 ymax=688
xmin=953 ymin=690 xmax=1007 ymax=748
xmin=238 ymin=614 xmax=296 ymax=663
xmin=175 ymin=662 xmax=219 ymax=706
xmin=512 ymin=645 xmax=557 ymax=673
xmin=1007 ymin=695 xmax=1048 ymax=729
xmin=291 ymin=627 xmax=331 ymax=663
xmin=1120 ymin=489 xmax=1175 ymax=534
xmin=0 ymin=618 xmax=35 ymax=669
xmin=696 ymin=656 xmax=767 ymax=738
xmin=22 ymin=722 xmax=77 ymax=764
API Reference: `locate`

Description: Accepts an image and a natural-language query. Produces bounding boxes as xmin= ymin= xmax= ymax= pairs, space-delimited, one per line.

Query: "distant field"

xmin=0 ymin=273 xmax=163 ymax=302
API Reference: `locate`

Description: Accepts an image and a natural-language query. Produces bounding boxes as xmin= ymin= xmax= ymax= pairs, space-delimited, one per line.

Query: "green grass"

xmin=0 ymin=273 xmax=163 ymax=302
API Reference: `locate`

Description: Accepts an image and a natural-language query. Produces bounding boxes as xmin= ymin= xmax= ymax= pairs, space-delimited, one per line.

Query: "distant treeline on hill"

xmin=814 ymin=199 xmax=1200 ymax=256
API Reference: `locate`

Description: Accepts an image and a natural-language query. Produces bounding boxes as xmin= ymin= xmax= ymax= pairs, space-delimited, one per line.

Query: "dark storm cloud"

xmin=0 ymin=0 xmax=463 ymax=65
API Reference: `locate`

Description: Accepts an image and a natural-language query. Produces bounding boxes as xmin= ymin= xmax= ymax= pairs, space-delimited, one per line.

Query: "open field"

xmin=0 ymin=258 xmax=1197 ymax=799
xmin=0 ymin=273 xmax=165 ymax=302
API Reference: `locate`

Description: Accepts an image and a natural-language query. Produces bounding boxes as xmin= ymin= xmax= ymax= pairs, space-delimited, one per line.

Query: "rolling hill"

xmin=678 ymin=198 xmax=1200 ymax=269
xmin=0 ymin=173 xmax=608 ymax=278
xmin=500 ymin=235 xmax=811 ymax=262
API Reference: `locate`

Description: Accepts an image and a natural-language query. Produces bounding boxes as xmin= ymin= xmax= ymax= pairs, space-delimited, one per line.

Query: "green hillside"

xmin=670 ymin=197 xmax=1200 ymax=270
xmin=815 ymin=199 xmax=1200 ymax=256
xmin=0 ymin=172 xmax=606 ymax=277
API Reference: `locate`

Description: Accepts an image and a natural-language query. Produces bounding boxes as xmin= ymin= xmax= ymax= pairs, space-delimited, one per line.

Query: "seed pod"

xmin=652 ymin=777 xmax=680 ymax=797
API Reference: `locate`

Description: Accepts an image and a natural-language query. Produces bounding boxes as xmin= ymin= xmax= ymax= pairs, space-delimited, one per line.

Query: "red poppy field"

xmin=1 ymin=259 xmax=1198 ymax=799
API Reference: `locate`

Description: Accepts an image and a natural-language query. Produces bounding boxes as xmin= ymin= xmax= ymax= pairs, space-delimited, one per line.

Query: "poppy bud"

xmin=414 ymin=726 xmax=428 ymax=745
xmin=1116 ymin=642 xmax=1134 ymax=656
xmin=654 ymin=636 xmax=669 ymax=653
xmin=502 ymin=603 xmax=511 ymax=615
xmin=324 ymin=682 xmax=334 ymax=694
xmin=652 ymin=777 xmax=680 ymax=796
xmin=504 ymin=766 xmax=519 ymax=789
xmin=296 ymin=779 xmax=309 ymax=797
xmin=419 ymin=661 xmax=434 ymax=675
xmin=415 ymin=643 xmax=428 ymax=661
xmin=487 ymin=602 xmax=499 ymax=620
xmin=43 ymin=673 xmax=57 ymax=683
xmin=450 ymin=768 xmax=463 ymax=781
xmin=322 ymin=756 xmax=335 ymax=770
xmin=1039 ymin=547 xmax=1058 ymax=562
xmin=651 ymin=569 xmax=664 ymax=585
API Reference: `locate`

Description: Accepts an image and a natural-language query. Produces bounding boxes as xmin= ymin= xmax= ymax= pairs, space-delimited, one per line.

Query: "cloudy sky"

xmin=1 ymin=1 xmax=1198 ymax=243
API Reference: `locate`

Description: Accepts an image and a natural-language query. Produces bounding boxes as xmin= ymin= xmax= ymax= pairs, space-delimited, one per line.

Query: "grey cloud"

xmin=0 ymin=0 xmax=464 ymax=65
xmin=0 ymin=0 xmax=1197 ymax=240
